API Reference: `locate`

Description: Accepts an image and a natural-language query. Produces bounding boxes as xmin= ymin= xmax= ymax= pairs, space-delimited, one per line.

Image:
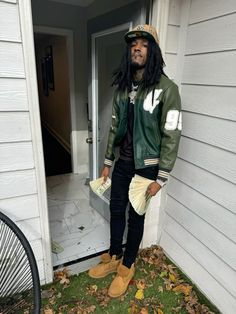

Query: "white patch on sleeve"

xmin=177 ymin=112 xmax=182 ymax=130
xmin=164 ymin=110 xmax=179 ymax=130
xmin=143 ymin=89 xmax=163 ymax=114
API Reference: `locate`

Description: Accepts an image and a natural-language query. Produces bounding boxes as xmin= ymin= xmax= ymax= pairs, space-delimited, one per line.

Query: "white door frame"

xmin=34 ymin=25 xmax=78 ymax=174
xmin=18 ymin=2 xmax=53 ymax=283
xmin=150 ymin=0 xmax=170 ymax=54
xmin=91 ymin=22 xmax=132 ymax=180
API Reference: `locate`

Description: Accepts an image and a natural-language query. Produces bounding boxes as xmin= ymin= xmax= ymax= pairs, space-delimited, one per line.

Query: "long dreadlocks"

xmin=112 ymin=39 xmax=167 ymax=92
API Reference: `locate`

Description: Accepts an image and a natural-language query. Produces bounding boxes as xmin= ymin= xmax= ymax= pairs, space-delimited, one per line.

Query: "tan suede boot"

xmin=88 ymin=253 xmax=121 ymax=279
xmin=108 ymin=263 xmax=135 ymax=297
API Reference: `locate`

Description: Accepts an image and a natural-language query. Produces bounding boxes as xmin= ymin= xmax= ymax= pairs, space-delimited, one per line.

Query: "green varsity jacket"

xmin=104 ymin=74 xmax=182 ymax=182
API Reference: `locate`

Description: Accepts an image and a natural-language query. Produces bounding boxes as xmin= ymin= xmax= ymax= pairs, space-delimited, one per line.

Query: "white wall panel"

xmin=160 ymin=232 xmax=236 ymax=314
xmin=0 ymin=142 xmax=34 ymax=172
xmin=186 ymin=13 xmax=236 ymax=54
xmin=182 ymin=51 xmax=236 ymax=86
xmin=0 ymin=169 xmax=37 ymax=200
xmin=0 ymin=112 xmax=32 ymax=143
xmin=0 ymin=0 xmax=47 ymax=284
xmin=0 ymin=78 xmax=28 ymax=111
xmin=172 ymin=158 xmax=236 ymax=213
xmin=168 ymin=177 xmax=236 ymax=242
xmin=182 ymin=112 xmax=236 ymax=153
xmin=16 ymin=217 xmax=41 ymax=241
xmin=0 ymin=194 xmax=39 ymax=221
xmin=30 ymin=238 xmax=43 ymax=261
xmin=166 ymin=25 xmax=179 ymax=53
xmin=166 ymin=196 xmax=236 ymax=270
xmin=164 ymin=215 xmax=236 ymax=297
xmin=168 ymin=0 xmax=181 ymax=25
xmin=189 ymin=0 xmax=236 ymax=24
xmin=0 ymin=0 xmax=17 ymax=3
xmin=181 ymin=85 xmax=236 ymax=121
xmin=0 ymin=41 xmax=25 ymax=78
xmin=178 ymin=137 xmax=236 ymax=184
xmin=162 ymin=1 xmax=236 ymax=313
xmin=0 ymin=1 xmax=21 ymax=42
xmin=164 ymin=53 xmax=177 ymax=80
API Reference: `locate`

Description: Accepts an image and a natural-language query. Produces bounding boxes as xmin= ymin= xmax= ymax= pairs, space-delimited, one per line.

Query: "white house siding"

xmin=160 ymin=0 xmax=236 ymax=313
xmin=164 ymin=0 xmax=181 ymax=79
xmin=0 ymin=0 xmax=48 ymax=284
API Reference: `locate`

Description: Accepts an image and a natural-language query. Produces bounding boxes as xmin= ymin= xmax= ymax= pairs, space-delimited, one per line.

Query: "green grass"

xmin=38 ymin=246 xmax=220 ymax=314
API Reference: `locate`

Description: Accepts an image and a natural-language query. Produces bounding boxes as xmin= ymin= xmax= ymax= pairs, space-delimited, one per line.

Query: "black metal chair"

xmin=0 ymin=211 xmax=41 ymax=313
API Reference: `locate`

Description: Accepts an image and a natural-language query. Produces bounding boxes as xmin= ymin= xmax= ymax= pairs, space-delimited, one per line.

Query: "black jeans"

xmin=109 ymin=158 xmax=159 ymax=268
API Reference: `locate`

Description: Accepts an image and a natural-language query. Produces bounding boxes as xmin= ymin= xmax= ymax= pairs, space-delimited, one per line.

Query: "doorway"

xmin=34 ymin=32 xmax=72 ymax=176
xmin=33 ymin=27 xmax=111 ymax=268
xmin=30 ymin=0 xmax=150 ymax=273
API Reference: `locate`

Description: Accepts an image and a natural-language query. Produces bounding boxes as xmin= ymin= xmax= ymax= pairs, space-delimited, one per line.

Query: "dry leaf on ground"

xmin=86 ymin=284 xmax=98 ymax=295
xmin=169 ymin=273 xmax=177 ymax=283
xmin=44 ymin=309 xmax=54 ymax=314
xmin=128 ymin=302 xmax=139 ymax=314
xmin=136 ymin=279 xmax=146 ymax=290
xmin=135 ymin=289 xmax=144 ymax=300
xmin=54 ymin=268 xmax=70 ymax=286
xmin=173 ymin=284 xmax=192 ymax=296
xmin=158 ymin=286 xmax=164 ymax=293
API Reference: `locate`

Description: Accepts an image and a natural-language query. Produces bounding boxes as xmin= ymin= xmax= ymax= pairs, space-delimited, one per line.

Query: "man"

xmin=89 ymin=25 xmax=182 ymax=298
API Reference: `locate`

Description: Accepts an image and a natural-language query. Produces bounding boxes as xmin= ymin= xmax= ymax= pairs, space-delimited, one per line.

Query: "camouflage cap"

xmin=124 ymin=24 xmax=159 ymax=45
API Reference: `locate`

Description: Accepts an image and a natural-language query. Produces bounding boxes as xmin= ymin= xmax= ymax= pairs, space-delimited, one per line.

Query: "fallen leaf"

xmin=44 ymin=309 xmax=54 ymax=314
xmin=136 ymin=279 xmax=146 ymax=290
xmin=56 ymin=292 xmax=62 ymax=298
xmin=86 ymin=284 xmax=98 ymax=295
xmin=149 ymin=270 xmax=157 ymax=279
xmin=159 ymin=271 xmax=167 ymax=278
xmin=171 ymin=306 xmax=182 ymax=313
xmin=165 ymin=282 xmax=174 ymax=291
xmin=60 ymin=276 xmax=70 ymax=285
xmin=169 ymin=273 xmax=176 ymax=283
xmin=173 ymin=284 xmax=192 ymax=296
xmin=140 ymin=307 xmax=148 ymax=314
xmin=54 ymin=268 xmax=70 ymax=286
xmin=128 ymin=303 xmax=139 ymax=314
xmin=135 ymin=289 xmax=144 ymax=300
xmin=83 ymin=305 xmax=96 ymax=313
xmin=157 ymin=309 xmax=164 ymax=314
xmin=129 ymin=279 xmax=136 ymax=286
xmin=140 ymin=267 xmax=148 ymax=274
xmin=158 ymin=286 xmax=164 ymax=293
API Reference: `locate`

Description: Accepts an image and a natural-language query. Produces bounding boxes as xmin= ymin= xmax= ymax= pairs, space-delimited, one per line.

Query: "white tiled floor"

xmin=46 ymin=173 xmax=110 ymax=267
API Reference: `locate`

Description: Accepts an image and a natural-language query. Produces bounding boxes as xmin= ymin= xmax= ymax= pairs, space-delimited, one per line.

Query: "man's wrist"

xmin=156 ymin=178 xmax=167 ymax=188
xmin=104 ymin=158 xmax=113 ymax=167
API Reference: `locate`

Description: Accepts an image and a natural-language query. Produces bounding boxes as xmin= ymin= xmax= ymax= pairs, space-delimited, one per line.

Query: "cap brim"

xmin=124 ymin=30 xmax=156 ymax=43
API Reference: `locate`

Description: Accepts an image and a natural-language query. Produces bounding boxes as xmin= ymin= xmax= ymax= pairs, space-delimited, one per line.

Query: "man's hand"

xmin=146 ymin=182 xmax=161 ymax=197
xmin=101 ymin=166 xmax=110 ymax=182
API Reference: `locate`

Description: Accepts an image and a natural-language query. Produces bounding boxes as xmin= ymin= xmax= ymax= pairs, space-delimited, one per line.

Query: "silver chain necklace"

xmin=129 ymin=83 xmax=139 ymax=104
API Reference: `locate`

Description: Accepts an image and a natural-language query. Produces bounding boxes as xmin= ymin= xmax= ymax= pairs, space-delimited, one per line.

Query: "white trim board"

xmin=151 ymin=0 xmax=170 ymax=54
xmin=33 ymin=25 xmax=78 ymax=174
xmin=18 ymin=0 xmax=53 ymax=283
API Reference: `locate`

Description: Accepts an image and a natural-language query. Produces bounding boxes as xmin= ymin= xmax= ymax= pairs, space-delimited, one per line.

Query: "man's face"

xmin=130 ymin=38 xmax=149 ymax=68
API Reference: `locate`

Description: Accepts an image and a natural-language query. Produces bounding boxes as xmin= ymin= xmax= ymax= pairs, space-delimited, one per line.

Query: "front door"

xmin=88 ymin=23 xmax=131 ymax=220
